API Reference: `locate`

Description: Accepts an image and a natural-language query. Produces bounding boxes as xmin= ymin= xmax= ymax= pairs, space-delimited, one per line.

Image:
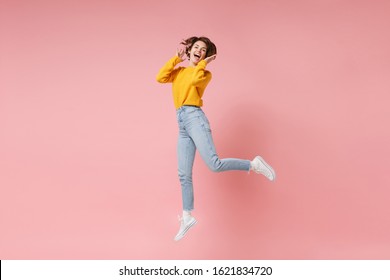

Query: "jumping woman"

xmin=156 ymin=36 xmax=276 ymax=241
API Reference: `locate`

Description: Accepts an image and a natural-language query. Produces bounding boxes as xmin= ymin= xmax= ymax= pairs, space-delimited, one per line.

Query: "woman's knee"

xmin=207 ymin=158 xmax=223 ymax=172
xmin=178 ymin=170 xmax=193 ymax=183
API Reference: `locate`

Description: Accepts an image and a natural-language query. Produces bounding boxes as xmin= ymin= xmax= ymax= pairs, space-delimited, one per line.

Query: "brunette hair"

xmin=180 ymin=36 xmax=217 ymax=59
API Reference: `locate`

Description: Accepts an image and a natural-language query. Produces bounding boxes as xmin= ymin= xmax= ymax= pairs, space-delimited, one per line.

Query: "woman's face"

xmin=189 ymin=40 xmax=207 ymax=65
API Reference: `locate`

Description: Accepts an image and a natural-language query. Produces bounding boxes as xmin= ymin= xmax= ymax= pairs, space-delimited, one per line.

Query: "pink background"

xmin=1 ymin=0 xmax=390 ymax=259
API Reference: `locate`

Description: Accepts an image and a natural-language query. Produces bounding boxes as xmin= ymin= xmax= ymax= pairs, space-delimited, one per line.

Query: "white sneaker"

xmin=174 ymin=215 xmax=197 ymax=241
xmin=251 ymin=156 xmax=276 ymax=181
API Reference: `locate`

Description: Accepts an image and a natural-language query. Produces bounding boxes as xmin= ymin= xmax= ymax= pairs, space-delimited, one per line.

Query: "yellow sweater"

xmin=156 ymin=56 xmax=212 ymax=109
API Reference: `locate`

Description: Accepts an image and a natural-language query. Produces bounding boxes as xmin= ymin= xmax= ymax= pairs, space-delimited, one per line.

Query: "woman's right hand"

xmin=176 ymin=48 xmax=186 ymax=61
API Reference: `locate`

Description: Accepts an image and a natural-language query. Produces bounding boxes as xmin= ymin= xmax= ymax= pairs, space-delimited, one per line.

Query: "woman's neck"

xmin=188 ymin=62 xmax=197 ymax=67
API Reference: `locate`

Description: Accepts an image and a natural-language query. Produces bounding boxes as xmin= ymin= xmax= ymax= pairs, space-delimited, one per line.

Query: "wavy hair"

xmin=180 ymin=36 xmax=217 ymax=60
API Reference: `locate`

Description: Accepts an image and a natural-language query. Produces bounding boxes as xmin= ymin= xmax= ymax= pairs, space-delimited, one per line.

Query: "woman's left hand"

xmin=204 ymin=54 xmax=217 ymax=64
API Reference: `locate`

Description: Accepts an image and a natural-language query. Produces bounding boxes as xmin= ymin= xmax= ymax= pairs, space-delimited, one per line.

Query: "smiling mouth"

xmin=194 ymin=53 xmax=200 ymax=59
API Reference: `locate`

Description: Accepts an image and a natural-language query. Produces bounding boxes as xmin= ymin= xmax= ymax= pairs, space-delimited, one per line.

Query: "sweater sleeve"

xmin=191 ymin=60 xmax=212 ymax=88
xmin=156 ymin=56 xmax=182 ymax=83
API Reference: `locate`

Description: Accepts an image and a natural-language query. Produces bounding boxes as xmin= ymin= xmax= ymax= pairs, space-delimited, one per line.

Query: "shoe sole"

xmin=256 ymin=156 xmax=276 ymax=181
xmin=174 ymin=219 xmax=197 ymax=241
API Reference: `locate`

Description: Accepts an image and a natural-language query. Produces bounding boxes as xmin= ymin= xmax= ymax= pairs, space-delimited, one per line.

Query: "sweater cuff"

xmin=173 ymin=55 xmax=183 ymax=64
xmin=197 ymin=60 xmax=207 ymax=68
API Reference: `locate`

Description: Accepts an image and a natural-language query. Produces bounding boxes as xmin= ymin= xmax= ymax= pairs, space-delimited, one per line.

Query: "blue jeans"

xmin=176 ymin=106 xmax=251 ymax=211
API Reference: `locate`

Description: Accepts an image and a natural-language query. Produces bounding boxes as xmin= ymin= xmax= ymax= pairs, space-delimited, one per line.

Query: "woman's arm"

xmin=191 ymin=54 xmax=216 ymax=87
xmin=156 ymin=50 xmax=185 ymax=83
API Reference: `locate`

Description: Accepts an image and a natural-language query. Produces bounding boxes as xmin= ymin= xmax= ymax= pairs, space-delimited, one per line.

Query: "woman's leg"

xmin=175 ymin=110 xmax=198 ymax=241
xmin=177 ymin=123 xmax=196 ymax=211
xmin=186 ymin=108 xmax=251 ymax=172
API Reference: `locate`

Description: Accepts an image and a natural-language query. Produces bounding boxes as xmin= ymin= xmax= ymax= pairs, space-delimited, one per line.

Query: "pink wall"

xmin=1 ymin=0 xmax=390 ymax=259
